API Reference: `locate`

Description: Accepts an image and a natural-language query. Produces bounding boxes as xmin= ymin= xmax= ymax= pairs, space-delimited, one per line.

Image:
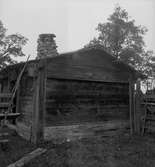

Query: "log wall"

xmin=45 ymin=78 xmax=129 ymax=126
xmin=0 ymin=48 xmax=139 ymax=142
xmin=18 ymin=75 xmax=34 ymax=127
xmin=1 ymin=79 xmax=9 ymax=93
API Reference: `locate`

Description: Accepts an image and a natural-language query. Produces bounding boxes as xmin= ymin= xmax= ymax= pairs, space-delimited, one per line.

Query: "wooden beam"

xmin=31 ymin=59 xmax=46 ymax=144
xmin=7 ymin=148 xmax=46 ymax=167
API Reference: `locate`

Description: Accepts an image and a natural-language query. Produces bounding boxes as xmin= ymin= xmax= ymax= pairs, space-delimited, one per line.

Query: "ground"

xmin=1 ymin=128 xmax=155 ymax=167
xmin=0 ymin=127 xmax=36 ymax=167
xmin=25 ymin=133 xmax=155 ymax=167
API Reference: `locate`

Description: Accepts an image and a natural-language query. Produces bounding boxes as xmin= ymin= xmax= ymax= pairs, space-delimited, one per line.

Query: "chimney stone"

xmin=37 ymin=33 xmax=58 ymax=59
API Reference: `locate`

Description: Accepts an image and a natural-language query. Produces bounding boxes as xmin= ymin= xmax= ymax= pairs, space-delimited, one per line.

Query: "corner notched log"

xmin=31 ymin=60 xmax=46 ymax=144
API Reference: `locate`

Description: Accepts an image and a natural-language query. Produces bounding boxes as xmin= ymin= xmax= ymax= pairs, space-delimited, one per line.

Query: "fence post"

xmin=135 ymin=79 xmax=142 ymax=135
xmin=129 ymin=78 xmax=135 ymax=135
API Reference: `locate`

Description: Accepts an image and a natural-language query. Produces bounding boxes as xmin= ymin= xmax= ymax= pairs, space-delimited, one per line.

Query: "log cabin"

xmin=0 ymin=34 xmax=145 ymax=143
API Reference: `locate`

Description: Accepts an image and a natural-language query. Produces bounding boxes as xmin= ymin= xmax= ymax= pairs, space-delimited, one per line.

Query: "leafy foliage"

xmin=85 ymin=5 xmax=154 ymax=75
xmin=0 ymin=20 xmax=28 ymax=69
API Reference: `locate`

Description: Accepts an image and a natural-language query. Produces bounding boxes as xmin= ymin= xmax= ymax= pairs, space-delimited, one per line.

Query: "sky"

xmin=0 ymin=0 xmax=155 ymax=61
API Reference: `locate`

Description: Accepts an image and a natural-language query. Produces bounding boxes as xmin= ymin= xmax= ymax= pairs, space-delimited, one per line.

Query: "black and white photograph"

xmin=0 ymin=0 xmax=155 ymax=166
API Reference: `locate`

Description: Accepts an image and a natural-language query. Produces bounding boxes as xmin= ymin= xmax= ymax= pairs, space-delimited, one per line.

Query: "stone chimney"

xmin=37 ymin=33 xmax=58 ymax=59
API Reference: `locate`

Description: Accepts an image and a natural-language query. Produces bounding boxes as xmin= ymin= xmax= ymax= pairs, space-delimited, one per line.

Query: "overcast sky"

xmin=0 ymin=0 xmax=155 ymax=60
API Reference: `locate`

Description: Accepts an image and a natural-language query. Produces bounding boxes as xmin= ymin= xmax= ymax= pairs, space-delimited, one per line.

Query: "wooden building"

xmin=0 ymin=34 xmax=144 ymax=143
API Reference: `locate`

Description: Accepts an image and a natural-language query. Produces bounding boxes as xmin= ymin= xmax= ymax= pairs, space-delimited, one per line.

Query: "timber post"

xmin=31 ymin=59 xmax=46 ymax=144
xmin=129 ymin=77 xmax=135 ymax=135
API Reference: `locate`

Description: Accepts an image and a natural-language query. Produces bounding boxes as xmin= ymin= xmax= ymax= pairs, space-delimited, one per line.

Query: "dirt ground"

xmin=1 ymin=128 xmax=155 ymax=167
xmin=25 ymin=133 xmax=155 ymax=167
xmin=0 ymin=127 xmax=36 ymax=167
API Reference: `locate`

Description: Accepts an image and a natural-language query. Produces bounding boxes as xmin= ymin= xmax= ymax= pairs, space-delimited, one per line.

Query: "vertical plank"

xmin=31 ymin=59 xmax=46 ymax=144
xmin=129 ymin=78 xmax=135 ymax=135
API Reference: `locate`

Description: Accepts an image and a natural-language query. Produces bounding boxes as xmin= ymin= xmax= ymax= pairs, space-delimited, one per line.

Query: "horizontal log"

xmin=144 ymin=94 xmax=155 ymax=99
xmin=46 ymin=78 xmax=129 ymax=85
xmin=46 ymin=63 xmax=129 ymax=79
xmin=46 ymin=75 xmax=129 ymax=83
xmin=0 ymin=132 xmax=9 ymax=137
xmin=46 ymin=88 xmax=128 ymax=94
xmin=0 ymin=93 xmax=12 ymax=98
xmin=0 ymin=139 xmax=9 ymax=143
xmin=146 ymin=116 xmax=155 ymax=121
xmin=46 ymin=63 xmax=118 ymax=72
xmin=20 ymin=104 xmax=33 ymax=109
xmin=44 ymin=120 xmax=129 ymax=140
xmin=0 ymin=113 xmax=20 ymax=120
xmin=45 ymin=103 xmax=128 ymax=109
xmin=0 ymin=102 xmax=10 ymax=108
xmin=20 ymin=96 xmax=33 ymax=100
xmin=46 ymin=95 xmax=128 ymax=101
xmin=141 ymin=102 xmax=155 ymax=106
